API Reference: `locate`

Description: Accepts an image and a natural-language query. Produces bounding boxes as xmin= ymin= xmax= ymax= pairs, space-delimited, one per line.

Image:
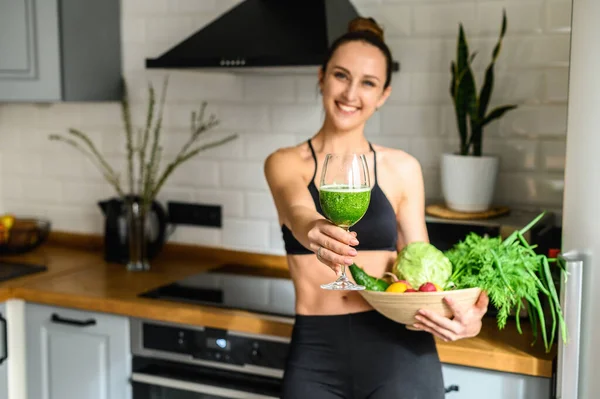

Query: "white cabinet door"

xmin=0 ymin=303 xmax=7 ymax=399
xmin=442 ymin=364 xmax=551 ymax=398
xmin=26 ymin=303 xmax=131 ymax=399
xmin=0 ymin=0 xmax=122 ymax=102
xmin=0 ymin=0 xmax=62 ymax=101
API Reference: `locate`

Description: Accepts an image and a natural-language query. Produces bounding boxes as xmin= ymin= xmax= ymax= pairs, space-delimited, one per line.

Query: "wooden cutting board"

xmin=426 ymin=204 xmax=510 ymax=220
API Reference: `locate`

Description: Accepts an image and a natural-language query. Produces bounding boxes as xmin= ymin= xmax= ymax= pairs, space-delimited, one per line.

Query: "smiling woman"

xmin=318 ymin=18 xmax=393 ymax=135
xmin=264 ymin=16 xmax=489 ymax=399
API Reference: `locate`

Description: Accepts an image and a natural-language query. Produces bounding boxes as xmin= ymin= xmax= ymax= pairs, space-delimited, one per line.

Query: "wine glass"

xmin=318 ymin=153 xmax=371 ymax=290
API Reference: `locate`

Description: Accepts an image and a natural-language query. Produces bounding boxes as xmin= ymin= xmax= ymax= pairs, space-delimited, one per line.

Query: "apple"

xmin=405 ymin=288 xmax=418 ymax=293
xmin=418 ymin=282 xmax=438 ymax=292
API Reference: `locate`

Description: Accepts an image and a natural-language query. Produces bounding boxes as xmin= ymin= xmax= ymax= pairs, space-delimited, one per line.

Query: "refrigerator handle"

xmin=555 ymin=251 xmax=584 ymax=399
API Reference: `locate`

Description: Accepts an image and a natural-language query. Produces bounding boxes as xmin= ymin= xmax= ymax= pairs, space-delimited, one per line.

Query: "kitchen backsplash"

xmin=0 ymin=0 xmax=570 ymax=255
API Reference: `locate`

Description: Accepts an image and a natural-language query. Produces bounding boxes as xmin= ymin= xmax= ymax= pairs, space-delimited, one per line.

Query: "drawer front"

xmin=26 ymin=302 xmax=131 ymax=399
xmin=442 ymin=364 xmax=551 ymax=399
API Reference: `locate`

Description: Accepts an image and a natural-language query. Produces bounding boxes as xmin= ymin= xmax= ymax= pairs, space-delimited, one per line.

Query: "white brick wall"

xmin=0 ymin=0 xmax=570 ymax=255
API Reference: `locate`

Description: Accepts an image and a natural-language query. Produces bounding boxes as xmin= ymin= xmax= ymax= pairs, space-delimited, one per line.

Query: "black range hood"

xmin=146 ymin=0 xmax=400 ymax=73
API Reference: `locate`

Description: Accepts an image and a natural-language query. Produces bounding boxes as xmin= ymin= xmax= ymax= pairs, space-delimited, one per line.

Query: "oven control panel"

xmin=141 ymin=322 xmax=289 ymax=370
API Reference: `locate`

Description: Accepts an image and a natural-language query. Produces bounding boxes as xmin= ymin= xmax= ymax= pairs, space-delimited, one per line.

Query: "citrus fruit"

xmin=385 ymin=281 xmax=410 ymax=293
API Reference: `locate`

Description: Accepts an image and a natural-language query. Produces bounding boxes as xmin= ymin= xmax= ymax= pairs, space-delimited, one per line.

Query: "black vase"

xmin=98 ymin=196 xmax=168 ymax=270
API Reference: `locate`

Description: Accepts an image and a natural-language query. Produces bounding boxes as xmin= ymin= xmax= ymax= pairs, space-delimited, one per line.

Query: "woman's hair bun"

xmin=347 ymin=17 xmax=384 ymax=41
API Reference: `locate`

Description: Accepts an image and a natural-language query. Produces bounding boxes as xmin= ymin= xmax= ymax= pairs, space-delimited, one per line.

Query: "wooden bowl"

xmin=359 ymin=287 xmax=482 ymax=328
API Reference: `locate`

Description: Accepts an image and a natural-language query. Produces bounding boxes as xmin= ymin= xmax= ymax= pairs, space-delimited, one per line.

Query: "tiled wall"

xmin=0 ymin=0 xmax=571 ymax=255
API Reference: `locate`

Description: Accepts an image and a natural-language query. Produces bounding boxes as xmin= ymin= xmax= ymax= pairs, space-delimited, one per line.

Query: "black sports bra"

xmin=281 ymin=140 xmax=398 ymax=255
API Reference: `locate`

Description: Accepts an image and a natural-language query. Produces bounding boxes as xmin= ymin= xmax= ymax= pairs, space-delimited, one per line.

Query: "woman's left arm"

xmin=395 ymin=154 xmax=490 ymax=341
xmin=394 ymin=155 xmax=428 ymax=247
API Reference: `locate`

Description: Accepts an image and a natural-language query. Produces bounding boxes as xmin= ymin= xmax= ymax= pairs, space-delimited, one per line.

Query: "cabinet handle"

xmin=51 ymin=313 xmax=97 ymax=327
xmin=0 ymin=314 xmax=6 ymax=365
xmin=445 ymin=384 xmax=459 ymax=393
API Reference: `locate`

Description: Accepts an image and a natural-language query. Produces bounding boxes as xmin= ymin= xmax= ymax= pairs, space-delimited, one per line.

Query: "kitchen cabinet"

xmin=0 ymin=0 xmax=122 ymax=102
xmin=25 ymin=303 xmax=131 ymax=399
xmin=442 ymin=364 xmax=551 ymax=398
xmin=0 ymin=303 xmax=6 ymax=399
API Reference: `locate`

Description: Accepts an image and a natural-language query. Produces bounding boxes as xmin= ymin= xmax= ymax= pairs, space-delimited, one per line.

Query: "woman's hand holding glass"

xmin=317 ymin=153 xmax=371 ymax=290
xmin=309 ymin=219 xmax=360 ymax=275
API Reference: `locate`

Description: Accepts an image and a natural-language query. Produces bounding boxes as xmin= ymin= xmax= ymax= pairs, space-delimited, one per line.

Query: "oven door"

xmin=131 ymin=358 xmax=282 ymax=399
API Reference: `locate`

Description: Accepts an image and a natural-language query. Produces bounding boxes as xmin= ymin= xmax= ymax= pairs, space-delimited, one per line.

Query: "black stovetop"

xmin=139 ymin=264 xmax=296 ymax=318
xmin=0 ymin=261 xmax=47 ymax=282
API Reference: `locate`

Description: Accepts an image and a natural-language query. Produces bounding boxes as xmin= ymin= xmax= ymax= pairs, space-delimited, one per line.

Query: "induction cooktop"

xmin=139 ymin=264 xmax=296 ymax=318
xmin=0 ymin=261 xmax=47 ymax=282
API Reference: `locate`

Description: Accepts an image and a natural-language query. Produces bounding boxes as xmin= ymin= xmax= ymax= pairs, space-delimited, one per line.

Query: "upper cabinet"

xmin=0 ymin=0 xmax=122 ymax=102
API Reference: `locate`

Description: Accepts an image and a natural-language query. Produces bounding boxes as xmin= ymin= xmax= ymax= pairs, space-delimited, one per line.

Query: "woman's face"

xmin=319 ymin=40 xmax=391 ymax=133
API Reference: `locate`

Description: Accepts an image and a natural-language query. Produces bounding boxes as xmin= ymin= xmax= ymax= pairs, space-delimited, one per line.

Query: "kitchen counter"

xmin=0 ymin=235 xmax=556 ymax=378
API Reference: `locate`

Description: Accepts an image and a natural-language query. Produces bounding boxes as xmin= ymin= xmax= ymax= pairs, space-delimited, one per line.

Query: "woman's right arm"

xmin=264 ymin=149 xmax=358 ymax=271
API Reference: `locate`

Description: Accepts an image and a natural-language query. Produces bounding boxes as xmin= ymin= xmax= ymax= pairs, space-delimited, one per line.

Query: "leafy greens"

xmin=444 ymin=212 xmax=567 ymax=353
xmin=394 ymin=242 xmax=453 ymax=289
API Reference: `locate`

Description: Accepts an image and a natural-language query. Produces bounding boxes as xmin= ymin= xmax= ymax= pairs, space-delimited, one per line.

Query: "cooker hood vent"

xmin=145 ymin=0 xmax=399 ymax=73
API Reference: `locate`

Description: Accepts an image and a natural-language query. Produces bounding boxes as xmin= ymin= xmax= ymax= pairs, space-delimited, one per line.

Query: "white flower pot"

xmin=441 ymin=153 xmax=499 ymax=212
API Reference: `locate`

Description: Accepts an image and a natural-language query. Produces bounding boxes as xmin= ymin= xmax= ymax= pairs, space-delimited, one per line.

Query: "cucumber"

xmin=349 ymin=264 xmax=389 ymax=291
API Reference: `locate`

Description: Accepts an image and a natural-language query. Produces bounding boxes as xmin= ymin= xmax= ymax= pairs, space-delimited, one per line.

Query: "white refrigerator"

xmin=553 ymin=0 xmax=600 ymax=397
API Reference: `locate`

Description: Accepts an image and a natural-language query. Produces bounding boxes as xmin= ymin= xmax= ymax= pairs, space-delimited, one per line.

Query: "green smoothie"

xmin=319 ymin=185 xmax=371 ymax=228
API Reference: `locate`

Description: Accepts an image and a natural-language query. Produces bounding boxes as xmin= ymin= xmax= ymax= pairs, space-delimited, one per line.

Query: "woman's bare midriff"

xmin=287 ymin=250 xmax=397 ymax=315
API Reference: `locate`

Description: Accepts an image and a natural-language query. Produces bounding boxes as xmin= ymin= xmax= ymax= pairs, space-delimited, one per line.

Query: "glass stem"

xmin=339 ymin=227 xmax=350 ymax=279
xmin=339 ymin=264 xmax=347 ymax=279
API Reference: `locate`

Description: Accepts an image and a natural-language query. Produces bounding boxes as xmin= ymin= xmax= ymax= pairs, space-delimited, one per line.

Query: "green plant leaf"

xmin=450 ymin=61 xmax=467 ymax=152
xmin=481 ymin=104 xmax=518 ymax=126
xmin=469 ymin=125 xmax=483 ymax=156
xmin=457 ymin=24 xmax=469 ymax=72
xmin=450 ymin=61 xmax=457 ymax=99
xmin=452 ymin=24 xmax=477 ymax=155
xmin=455 ymin=72 xmax=476 ymax=155
xmin=464 ymin=66 xmax=479 ymax=149
xmin=469 ymin=51 xmax=478 ymax=64
xmin=492 ymin=10 xmax=508 ymax=62
xmin=479 ymin=10 xmax=508 ymax=121
xmin=478 ymin=64 xmax=494 ymax=121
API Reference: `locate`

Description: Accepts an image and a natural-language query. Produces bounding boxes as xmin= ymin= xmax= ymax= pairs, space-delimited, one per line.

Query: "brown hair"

xmin=348 ymin=17 xmax=385 ymax=41
xmin=321 ymin=17 xmax=393 ymax=88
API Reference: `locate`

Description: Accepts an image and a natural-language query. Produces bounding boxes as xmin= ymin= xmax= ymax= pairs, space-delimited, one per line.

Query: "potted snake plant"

xmin=443 ymin=10 xmax=517 ymax=212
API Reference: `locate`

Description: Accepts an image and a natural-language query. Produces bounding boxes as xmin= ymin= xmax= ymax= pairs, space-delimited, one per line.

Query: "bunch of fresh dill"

xmin=444 ymin=213 xmax=567 ymax=353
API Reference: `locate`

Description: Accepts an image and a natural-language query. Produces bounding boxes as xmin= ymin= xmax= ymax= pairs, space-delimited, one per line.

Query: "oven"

xmin=129 ymin=318 xmax=289 ymax=399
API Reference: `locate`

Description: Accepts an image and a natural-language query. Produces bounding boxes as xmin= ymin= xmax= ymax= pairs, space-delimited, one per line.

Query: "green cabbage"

xmin=394 ymin=242 xmax=452 ymax=289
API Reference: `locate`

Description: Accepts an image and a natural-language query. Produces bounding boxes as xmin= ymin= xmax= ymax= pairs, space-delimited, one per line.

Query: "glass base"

xmin=126 ymin=260 xmax=150 ymax=272
xmin=320 ymin=276 xmax=365 ymax=291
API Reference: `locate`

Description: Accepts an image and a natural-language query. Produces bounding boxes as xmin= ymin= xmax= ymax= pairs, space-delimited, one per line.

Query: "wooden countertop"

xmin=0 ymin=237 xmax=556 ymax=378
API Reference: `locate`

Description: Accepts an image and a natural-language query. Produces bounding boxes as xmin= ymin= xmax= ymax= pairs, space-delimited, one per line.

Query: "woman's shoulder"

xmin=371 ymin=143 xmax=422 ymax=174
xmin=264 ymin=141 xmax=313 ymax=180
xmin=265 ymin=141 xmax=310 ymax=165
xmin=371 ymin=144 xmax=425 ymax=206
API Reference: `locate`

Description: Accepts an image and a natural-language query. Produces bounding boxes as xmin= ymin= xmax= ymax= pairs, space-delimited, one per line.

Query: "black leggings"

xmin=281 ymin=310 xmax=445 ymax=399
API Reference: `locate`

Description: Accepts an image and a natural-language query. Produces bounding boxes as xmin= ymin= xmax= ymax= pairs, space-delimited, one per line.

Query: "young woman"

xmin=264 ymin=17 xmax=489 ymax=399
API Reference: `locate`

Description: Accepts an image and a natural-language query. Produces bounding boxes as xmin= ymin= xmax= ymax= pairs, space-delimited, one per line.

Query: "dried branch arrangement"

xmin=49 ymin=77 xmax=237 ymax=212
